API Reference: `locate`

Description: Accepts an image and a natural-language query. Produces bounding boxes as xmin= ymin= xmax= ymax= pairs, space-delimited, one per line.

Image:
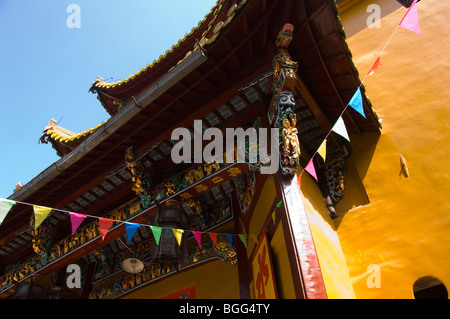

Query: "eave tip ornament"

xmin=276 ymin=23 xmax=294 ymax=49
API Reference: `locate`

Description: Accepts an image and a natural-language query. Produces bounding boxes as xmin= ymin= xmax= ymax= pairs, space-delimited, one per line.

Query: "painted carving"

xmin=323 ymin=159 xmax=346 ymax=219
xmin=233 ymin=171 xmax=256 ymax=214
xmin=324 ymin=159 xmax=346 ymax=203
xmin=125 ymin=145 xmax=152 ymax=199
xmin=269 ymin=24 xmax=300 ymax=176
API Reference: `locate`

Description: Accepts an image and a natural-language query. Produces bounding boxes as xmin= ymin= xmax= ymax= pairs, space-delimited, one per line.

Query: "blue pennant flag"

xmin=125 ymin=222 xmax=140 ymax=242
xmin=226 ymin=233 xmax=233 ymax=247
xmin=348 ymin=87 xmax=366 ymax=118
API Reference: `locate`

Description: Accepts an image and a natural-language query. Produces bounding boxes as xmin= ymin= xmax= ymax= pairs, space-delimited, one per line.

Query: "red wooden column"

xmin=266 ymin=23 xmax=328 ymax=299
xmin=275 ymin=173 xmax=328 ymax=299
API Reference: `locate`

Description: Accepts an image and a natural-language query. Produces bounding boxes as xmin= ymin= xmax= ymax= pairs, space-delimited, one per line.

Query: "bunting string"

xmin=300 ymin=0 xmax=421 ymax=182
xmin=0 ymin=195 xmax=290 ymax=252
xmin=0 ymin=197 xmax=250 ymax=249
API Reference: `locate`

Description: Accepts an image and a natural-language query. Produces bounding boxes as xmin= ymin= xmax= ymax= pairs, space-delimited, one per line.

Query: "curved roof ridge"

xmin=91 ymin=0 xmax=223 ymax=91
xmin=45 ymin=121 xmax=107 ymax=144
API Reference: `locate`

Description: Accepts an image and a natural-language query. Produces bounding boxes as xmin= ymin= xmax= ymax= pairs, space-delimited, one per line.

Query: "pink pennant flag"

xmin=69 ymin=212 xmax=87 ymax=235
xmin=192 ymin=231 xmax=202 ymax=247
xmin=367 ymin=55 xmax=381 ymax=76
xmin=99 ymin=218 xmax=114 ymax=240
xmin=305 ymin=159 xmax=318 ymax=182
xmin=399 ymin=0 xmax=421 ymax=36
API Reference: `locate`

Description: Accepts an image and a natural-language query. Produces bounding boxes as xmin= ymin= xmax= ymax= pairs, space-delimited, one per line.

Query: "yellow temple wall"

xmin=299 ymin=172 xmax=356 ymax=299
xmin=247 ymin=175 xmax=355 ymax=299
xmin=334 ymin=0 xmax=450 ymax=298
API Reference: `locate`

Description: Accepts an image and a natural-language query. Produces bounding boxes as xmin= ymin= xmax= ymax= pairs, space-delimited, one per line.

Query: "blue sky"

xmin=0 ymin=0 xmax=217 ymax=199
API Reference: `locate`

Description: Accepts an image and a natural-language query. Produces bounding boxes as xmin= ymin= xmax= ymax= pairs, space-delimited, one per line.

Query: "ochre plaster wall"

xmin=248 ymin=175 xmax=355 ymax=299
xmin=336 ymin=0 xmax=450 ymax=298
xmin=300 ymin=171 xmax=356 ymax=298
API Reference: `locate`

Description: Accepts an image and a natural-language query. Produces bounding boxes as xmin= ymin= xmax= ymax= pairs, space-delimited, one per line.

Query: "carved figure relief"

xmin=269 ymin=24 xmax=301 ymax=176
xmin=125 ymin=145 xmax=152 ymax=199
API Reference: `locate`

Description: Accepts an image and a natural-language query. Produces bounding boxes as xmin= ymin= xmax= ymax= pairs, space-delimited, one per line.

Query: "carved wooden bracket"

xmin=268 ymin=23 xmax=301 ymax=176
xmin=124 ymin=145 xmax=153 ymax=200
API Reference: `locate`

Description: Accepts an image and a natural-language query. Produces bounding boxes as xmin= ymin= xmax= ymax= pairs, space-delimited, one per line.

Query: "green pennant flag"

xmin=238 ymin=234 xmax=248 ymax=248
xmin=276 ymin=200 xmax=282 ymax=208
xmin=151 ymin=226 xmax=162 ymax=245
xmin=33 ymin=205 xmax=52 ymax=229
xmin=0 ymin=198 xmax=15 ymax=226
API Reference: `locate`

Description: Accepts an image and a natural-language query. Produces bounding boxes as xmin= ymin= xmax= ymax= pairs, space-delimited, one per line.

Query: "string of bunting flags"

xmin=0 ymin=197 xmax=255 ymax=249
xmin=301 ymin=0 xmax=421 ymax=182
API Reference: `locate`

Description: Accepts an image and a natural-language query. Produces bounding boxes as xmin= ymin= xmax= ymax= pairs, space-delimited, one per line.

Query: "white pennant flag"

xmin=332 ymin=116 xmax=350 ymax=142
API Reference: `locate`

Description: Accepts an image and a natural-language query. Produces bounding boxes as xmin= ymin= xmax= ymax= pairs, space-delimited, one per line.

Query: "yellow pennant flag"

xmin=172 ymin=229 xmax=184 ymax=246
xmin=33 ymin=205 xmax=52 ymax=229
xmin=271 ymin=211 xmax=276 ymax=224
xmin=317 ymin=139 xmax=327 ymax=162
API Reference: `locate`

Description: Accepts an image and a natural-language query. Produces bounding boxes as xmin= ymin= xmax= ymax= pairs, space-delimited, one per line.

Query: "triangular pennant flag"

xmin=192 ymin=231 xmax=202 ymax=247
xmin=367 ymin=55 xmax=381 ymax=76
xmin=69 ymin=212 xmax=87 ymax=235
xmin=209 ymin=232 xmax=218 ymax=247
xmin=173 ymin=229 xmax=184 ymax=246
xmin=98 ymin=218 xmax=114 ymax=240
xmin=271 ymin=211 xmax=276 ymax=224
xmin=332 ymin=116 xmax=350 ymax=142
xmin=276 ymin=200 xmax=282 ymax=208
xmin=33 ymin=205 xmax=52 ymax=229
xmin=151 ymin=226 xmax=162 ymax=245
xmin=399 ymin=0 xmax=421 ymax=36
xmin=238 ymin=234 xmax=248 ymax=247
xmin=297 ymin=173 xmax=302 ymax=187
xmin=317 ymin=139 xmax=327 ymax=162
xmin=0 ymin=198 xmax=15 ymax=226
xmin=125 ymin=222 xmax=140 ymax=242
xmin=348 ymin=87 xmax=366 ymax=118
xmin=305 ymin=159 xmax=318 ymax=182
xmin=225 ymin=233 xmax=233 ymax=247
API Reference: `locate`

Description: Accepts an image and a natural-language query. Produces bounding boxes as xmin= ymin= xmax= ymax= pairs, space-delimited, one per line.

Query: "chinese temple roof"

xmin=89 ymin=0 xmax=242 ymax=116
xmin=39 ymin=118 xmax=107 ymax=157
xmin=1 ymin=0 xmax=380 ymax=277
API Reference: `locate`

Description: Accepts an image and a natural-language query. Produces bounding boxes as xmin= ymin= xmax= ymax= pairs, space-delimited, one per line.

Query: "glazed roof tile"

xmin=91 ymin=0 xmax=244 ymax=91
